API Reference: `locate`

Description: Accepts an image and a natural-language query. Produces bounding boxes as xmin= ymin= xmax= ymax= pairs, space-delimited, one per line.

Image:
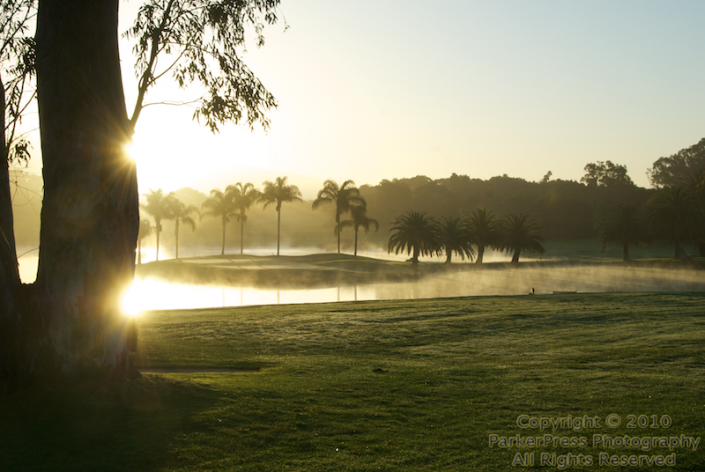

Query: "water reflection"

xmin=121 ymin=264 xmax=705 ymax=313
xmin=17 ymin=251 xmax=705 ymax=314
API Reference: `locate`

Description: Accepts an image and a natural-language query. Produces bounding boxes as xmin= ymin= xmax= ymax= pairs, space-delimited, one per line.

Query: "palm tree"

xmin=436 ymin=216 xmax=474 ymax=264
xmin=312 ymin=179 xmax=365 ymax=253
xmin=260 ymin=176 xmax=303 ymax=256
xmin=140 ymin=189 xmax=175 ymax=261
xmin=167 ymin=197 xmax=199 ymax=260
xmin=501 ymin=213 xmax=545 ymax=263
xmin=335 ymin=202 xmax=379 ymax=256
xmin=598 ymin=204 xmax=646 ymax=263
xmin=647 ymin=185 xmax=702 ymax=262
xmin=201 ymin=188 xmax=235 ymax=255
xmin=228 ymin=182 xmax=261 ymax=255
xmin=137 ymin=219 xmax=154 ymax=265
xmin=387 ymin=211 xmax=438 ymax=269
xmin=464 ymin=208 xmax=503 ymax=264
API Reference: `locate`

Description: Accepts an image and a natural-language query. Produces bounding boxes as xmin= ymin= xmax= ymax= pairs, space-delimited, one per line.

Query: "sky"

xmin=18 ymin=1 xmax=705 ymax=198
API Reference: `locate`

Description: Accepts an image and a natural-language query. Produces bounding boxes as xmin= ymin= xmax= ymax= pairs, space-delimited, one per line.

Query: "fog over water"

xmin=17 ymin=249 xmax=705 ymax=314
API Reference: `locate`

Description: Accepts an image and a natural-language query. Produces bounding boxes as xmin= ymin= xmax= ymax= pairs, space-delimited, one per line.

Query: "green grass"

xmin=2 ymin=292 xmax=705 ymax=470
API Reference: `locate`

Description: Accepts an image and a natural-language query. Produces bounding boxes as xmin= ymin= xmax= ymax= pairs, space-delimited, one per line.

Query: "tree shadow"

xmin=0 ymin=374 xmax=224 ymax=471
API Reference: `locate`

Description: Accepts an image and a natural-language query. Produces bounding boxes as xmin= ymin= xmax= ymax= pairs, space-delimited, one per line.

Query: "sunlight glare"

xmin=121 ymin=283 xmax=142 ymax=317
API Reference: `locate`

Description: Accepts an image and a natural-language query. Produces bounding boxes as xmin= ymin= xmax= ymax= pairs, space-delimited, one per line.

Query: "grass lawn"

xmin=1 ymin=292 xmax=704 ymax=471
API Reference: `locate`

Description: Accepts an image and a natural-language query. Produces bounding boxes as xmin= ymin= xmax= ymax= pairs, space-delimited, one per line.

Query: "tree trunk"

xmin=354 ymin=228 xmax=358 ymax=256
xmin=476 ymin=245 xmax=484 ymax=264
xmin=411 ymin=246 xmax=419 ymax=269
xmin=0 ymin=73 xmax=22 ymax=384
xmin=240 ymin=219 xmax=244 ymax=255
xmin=511 ymin=250 xmax=520 ymax=263
xmin=175 ymin=219 xmax=180 ymax=259
xmin=221 ymin=217 xmax=225 ymax=256
xmin=445 ymin=250 xmax=452 ymax=264
xmin=155 ymin=220 xmax=161 ymax=261
xmin=277 ymin=208 xmax=281 ymax=256
xmin=622 ymin=243 xmax=630 ymax=263
xmin=29 ymin=0 xmax=138 ymax=376
xmin=0 ymin=77 xmax=18 ymax=267
xmin=674 ymin=238 xmax=693 ymax=263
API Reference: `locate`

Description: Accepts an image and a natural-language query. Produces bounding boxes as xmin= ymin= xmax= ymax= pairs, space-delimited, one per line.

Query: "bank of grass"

xmin=2 ymin=292 xmax=705 ymax=471
xmin=137 ymin=250 xmax=705 ymax=289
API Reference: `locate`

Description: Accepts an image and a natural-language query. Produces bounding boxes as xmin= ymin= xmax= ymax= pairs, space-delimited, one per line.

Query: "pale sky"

xmin=20 ymin=1 xmax=705 ymax=198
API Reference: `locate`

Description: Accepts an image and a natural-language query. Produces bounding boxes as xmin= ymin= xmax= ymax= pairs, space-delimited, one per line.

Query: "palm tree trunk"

xmin=155 ymin=222 xmax=160 ymax=262
xmin=412 ymin=246 xmax=419 ymax=269
xmin=445 ymin=250 xmax=452 ymax=264
xmin=221 ymin=218 xmax=225 ymax=256
xmin=337 ymin=215 xmax=341 ymax=254
xmin=674 ymin=238 xmax=693 ymax=262
xmin=175 ymin=219 xmax=180 ymax=259
xmin=240 ymin=219 xmax=244 ymax=255
xmin=622 ymin=243 xmax=630 ymax=263
xmin=277 ymin=208 xmax=281 ymax=256
xmin=511 ymin=250 xmax=520 ymax=263
xmin=476 ymin=245 xmax=485 ymax=264
xmin=354 ymin=228 xmax=358 ymax=256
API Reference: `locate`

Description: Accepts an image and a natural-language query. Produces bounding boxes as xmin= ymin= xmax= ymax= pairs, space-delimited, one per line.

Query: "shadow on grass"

xmin=0 ymin=375 xmax=223 ymax=472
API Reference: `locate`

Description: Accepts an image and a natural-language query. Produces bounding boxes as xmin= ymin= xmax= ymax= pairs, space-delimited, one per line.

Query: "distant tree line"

xmin=600 ymin=138 xmax=705 ymax=263
xmin=12 ymin=137 xmax=705 ymax=264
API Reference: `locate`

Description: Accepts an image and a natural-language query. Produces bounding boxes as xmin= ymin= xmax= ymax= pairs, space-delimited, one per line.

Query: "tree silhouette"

xmin=335 ymin=202 xmax=379 ymax=256
xmin=598 ymin=204 xmax=646 ymax=263
xmin=141 ymin=189 xmax=175 ymax=262
xmin=436 ymin=216 xmax=474 ymax=264
xmin=124 ymin=0 xmax=280 ymax=133
xmin=200 ymin=188 xmax=235 ymax=256
xmin=260 ymin=177 xmax=302 ymax=256
xmin=680 ymin=169 xmax=705 ymax=256
xmin=647 ymin=185 xmax=702 ymax=262
xmin=501 ymin=213 xmax=545 ymax=263
xmin=0 ymin=1 xmax=283 ymax=381
xmin=464 ymin=208 xmax=502 ymax=264
xmin=312 ymin=179 xmax=364 ymax=253
xmin=228 ymin=182 xmax=260 ymax=255
xmin=167 ymin=196 xmax=198 ymax=260
xmin=137 ymin=219 xmax=154 ymax=265
xmin=388 ymin=211 xmax=438 ymax=269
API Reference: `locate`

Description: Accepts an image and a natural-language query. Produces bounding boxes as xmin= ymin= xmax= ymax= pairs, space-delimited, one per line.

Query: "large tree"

xmin=312 ymin=179 xmax=364 ymax=254
xmin=581 ymin=160 xmax=634 ymax=188
xmin=0 ymin=0 xmax=281 ymax=383
xmin=648 ymin=138 xmax=705 ymax=189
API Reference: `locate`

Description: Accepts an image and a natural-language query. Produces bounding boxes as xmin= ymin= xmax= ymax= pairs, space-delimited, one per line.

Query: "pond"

xmin=17 ymin=249 xmax=705 ymax=314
